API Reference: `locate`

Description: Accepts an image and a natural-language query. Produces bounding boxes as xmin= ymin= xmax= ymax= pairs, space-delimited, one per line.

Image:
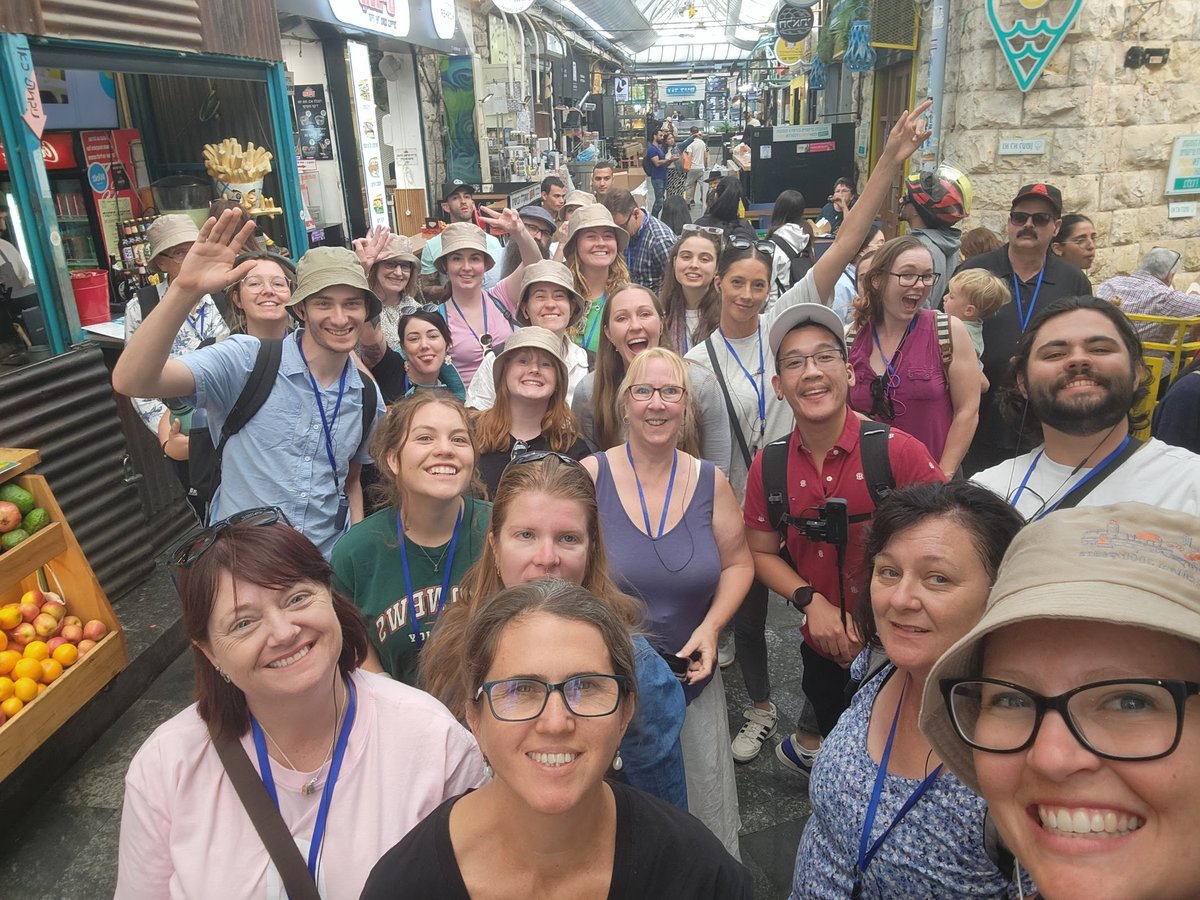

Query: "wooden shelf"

xmin=0 ymin=523 xmax=66 ymax=588
xmin=0 ymin=448 xmax=41 ymax=484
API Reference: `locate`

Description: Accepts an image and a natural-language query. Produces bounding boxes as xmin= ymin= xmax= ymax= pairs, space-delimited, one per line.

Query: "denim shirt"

xmin=182 ymin=332 xmax=383 ymax=557
xmin=614 ymin=636 xmax=688 ymax=810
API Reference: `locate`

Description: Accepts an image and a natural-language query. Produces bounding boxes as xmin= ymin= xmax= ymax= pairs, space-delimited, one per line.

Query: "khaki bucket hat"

xmin=145 ymin=214 xmax=199 ymax=262
xmin=517 ymin=260 xmax=585 ymax=328
xmin=375 ymin=234 xmax=419 ymax=269
xmin=493 ymin=325 xmax=567 ymax=389
xmin=434 ymin=222 xmax=496 ymax=273
xmin=562 ymin=189 xmax=595 ymax=214
xmin=288 ymin=246 xmax=382 ymax=320
xmin=920 ymin=501 xmax=1200 ymax=795
xmin=562 ymin=203 xmax=630 ymax=259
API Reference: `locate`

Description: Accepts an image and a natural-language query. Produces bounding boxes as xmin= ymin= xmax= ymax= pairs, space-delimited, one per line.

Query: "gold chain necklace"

xmin=257 ymin=678 xmax=342 ymax=796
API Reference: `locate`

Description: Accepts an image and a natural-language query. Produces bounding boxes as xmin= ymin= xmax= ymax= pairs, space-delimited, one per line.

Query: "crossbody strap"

xmin=705 ymin=336 xmax=753 ymax=470
xmin=1054 ymin=438 xmax=1144 ymax=510
xmin=210 ymin=729 xmax=322 ymax=900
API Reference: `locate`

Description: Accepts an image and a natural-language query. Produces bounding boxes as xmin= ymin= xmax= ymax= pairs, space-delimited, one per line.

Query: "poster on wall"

xmin=295 ymin=84 xmax=334 ymax=161
xmin=348 ymin=42 xmax=389 ymax=230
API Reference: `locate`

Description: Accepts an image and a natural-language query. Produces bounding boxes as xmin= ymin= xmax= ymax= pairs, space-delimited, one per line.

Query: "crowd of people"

xmin=108 ymin=99 xmax=1200 ymax=900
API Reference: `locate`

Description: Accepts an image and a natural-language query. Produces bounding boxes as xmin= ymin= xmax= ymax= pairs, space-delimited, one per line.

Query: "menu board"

xmin=295 ymin=84 xmax=333 ymax=161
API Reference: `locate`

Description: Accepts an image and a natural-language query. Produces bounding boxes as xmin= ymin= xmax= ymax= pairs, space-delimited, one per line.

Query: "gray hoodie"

xmin=911 ymin=226 xmax=961 ymax=309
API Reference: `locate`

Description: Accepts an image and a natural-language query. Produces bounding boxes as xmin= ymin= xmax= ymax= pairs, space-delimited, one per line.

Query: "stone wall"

xmin=914 ymin=0 xmax=1200 ymax=287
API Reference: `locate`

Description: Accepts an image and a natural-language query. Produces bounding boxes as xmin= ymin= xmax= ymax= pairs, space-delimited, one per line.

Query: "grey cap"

xmin=767 ymin=303 xmax=848 ymax=358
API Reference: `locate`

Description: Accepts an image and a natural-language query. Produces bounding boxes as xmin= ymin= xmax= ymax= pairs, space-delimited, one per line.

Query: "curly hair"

xmin=851 ymin=236 xmax=933 ymax=332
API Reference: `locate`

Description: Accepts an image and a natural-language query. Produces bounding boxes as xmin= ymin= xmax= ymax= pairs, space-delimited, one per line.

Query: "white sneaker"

xmin=718 ymin=631 xmax=736 ymax=669
xmin=731 ymin=702 xmax=778 ymax=763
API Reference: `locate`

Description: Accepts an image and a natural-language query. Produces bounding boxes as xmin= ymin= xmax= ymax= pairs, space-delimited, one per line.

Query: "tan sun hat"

xmin=434 ymin=222 xmax=496 ymax=273
xmin=493 ymin=325 xmax=567 ymax=390
xmin=288 ymin=246 xmax=382 ymax=320
xmin=374 ymin=234 xmax=419 ymax=269
xmin=517 ymin=260 xmax=585 ymax=328
xmin=145 ymin=214 xmax=199 ymax=263
xmin=562 ymin=189 xmax=596 ymax=214
xmin=920 ymin=501 xmax=1200 ymax=795
xmin=562 ymin=203 xmax=630 ymax=259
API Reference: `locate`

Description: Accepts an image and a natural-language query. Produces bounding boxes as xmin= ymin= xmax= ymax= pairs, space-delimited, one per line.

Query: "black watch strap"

xmin=791 ymin=585 xmax=815 ymax=610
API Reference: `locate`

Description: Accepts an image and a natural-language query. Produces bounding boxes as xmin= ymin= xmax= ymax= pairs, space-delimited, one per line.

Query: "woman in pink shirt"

xmin=116 ymin=512 xmax=486 ymax=900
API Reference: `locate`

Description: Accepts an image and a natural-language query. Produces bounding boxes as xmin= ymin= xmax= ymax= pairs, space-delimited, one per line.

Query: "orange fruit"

xmin=0 ymin=696 xmax=22 ymax=718
xmin=51 ymin=643 xmax=78 ymax=668
xmin=13 ymin=676 xmax=38 ymax=702
xmin=0 ymin=650 xmax=19 ymax=676
xmin=0 ymin=606 xmax=21 ymax=630
xmin=11 ymin=658 xmax=41 ymax=682
xmin=0 ymin=677 xmax=13 ymax=702
xmin=36 ymin=683 xmax=46 ymax=695
xmin=23 ymin=640 xmax=49 ymax=661
xmin=0 ymin=631 xmax=7 ymax=652
xmin=40 ymin=659 xmax=63 ymax=683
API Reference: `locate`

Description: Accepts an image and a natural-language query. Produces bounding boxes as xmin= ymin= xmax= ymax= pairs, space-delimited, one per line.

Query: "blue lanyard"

xmin=188 ymin=304 xmax=206 ymax=338
xmin=249 ymin=678 xmax=357 ymax=891
xmin=1009 ymin=435 xmax=1131 ymax=520
xmin=870 ymin=315 xmax=916 ymax=389
xmin=853 ymin=673 xmax=943 ymax=898
xmin=449 ymin=296 xmax=490 ymax=350
xmin=395 ymin=505 xmax=463 ymax=648
xmin=1012 ymin=267 xmax=1045 ymax=332
xmin=582 ymin=294 xmax=606 ymax=351
xmin=295 ymin=332 xmax=349 ymax=495
xmin=720 ymin=325 xmax=767 ymax=450
xmin=626 ymin=443 xmax=678 ymax=539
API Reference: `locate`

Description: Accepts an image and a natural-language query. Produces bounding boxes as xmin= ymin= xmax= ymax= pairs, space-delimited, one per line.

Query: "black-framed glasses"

xmin=1009 ymin=211 xmax=1056 ymax=227
xmin=888 ymin=271 xmax=937 ymax=288
xmin=627 ymin=383 xmax=686 ymax=403
xmin=681 ymin=223 xmax=724 ymax=238
xmin=510 ymin=449 xmax=585 ymax=469
xmin=942 ymin=677 xmax=1200 ymax=762
xmin=778 ymin=349 xmax=845 ymax=373
xmin=869 ymin=375 xmax=896 ymax=420
xmin=378 ymin=259 xmax=414 ymax=271
xmin=475 ymin=674 xmax=627 ymax=721
xmin=725 ymin=235 xmax=775 ymax=257
xmin=169 ymin=507 xmax=289 ymax=568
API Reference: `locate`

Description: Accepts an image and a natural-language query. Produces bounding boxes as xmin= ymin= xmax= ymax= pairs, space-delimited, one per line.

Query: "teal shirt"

xmin=577 ymin=293 xmax=607 ymax=354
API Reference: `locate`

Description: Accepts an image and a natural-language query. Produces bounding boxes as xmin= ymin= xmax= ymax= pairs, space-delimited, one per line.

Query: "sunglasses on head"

xmin=1009 ymin=211 xmax=1056 ymax=227
xmin=725 ymin=235 xmax=775 ymax=257
xmin=509 ymin=448 xmax=586 ymax=468
xmin=399 ymin=302 xmax=442 ymax=317
xmin=680 ymin=224 xmax=724 ymax=238
xmin=169 ymin=507 xmax=289 ymax=568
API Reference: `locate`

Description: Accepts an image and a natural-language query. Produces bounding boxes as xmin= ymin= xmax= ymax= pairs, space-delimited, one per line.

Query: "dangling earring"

xmin=483 ymin=758 xmax=494 ymax=779
xmin=612 ymin=750 xmax=623 ymax=772
xmin=215 ymin=665 xmax=231 ymax=684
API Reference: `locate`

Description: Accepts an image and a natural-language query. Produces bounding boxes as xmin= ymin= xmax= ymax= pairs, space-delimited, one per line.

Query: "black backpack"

xmin=185 ymin=339 xmax=379 ymax=506
xmin=766 ymin=234 xmax=815 ymax=295
xmin=642 ymin=149 xmax=655 ymax=176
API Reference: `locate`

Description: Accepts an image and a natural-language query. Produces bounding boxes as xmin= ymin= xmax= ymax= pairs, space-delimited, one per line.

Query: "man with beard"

xmin=972 ymin=295 xmax=1200 ymax=519
xmin=955 ymin=183 xmax=1091 ymax=474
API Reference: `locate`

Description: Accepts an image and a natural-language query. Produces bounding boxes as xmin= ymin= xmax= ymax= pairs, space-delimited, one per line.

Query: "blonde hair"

xmin=947 ymin=269 xmax=1011 ymax=319
xmin=616 ymin=346 xmax=699 ymax=454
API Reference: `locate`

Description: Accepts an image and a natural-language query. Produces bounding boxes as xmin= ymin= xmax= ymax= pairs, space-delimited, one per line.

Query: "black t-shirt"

xmin=953 ymin=246 xmax=1091 ymax=473
xmin=477 ymin=433 xmax=590 ymax=498
xmin=360 ymin=780 xmax=753 ymax=899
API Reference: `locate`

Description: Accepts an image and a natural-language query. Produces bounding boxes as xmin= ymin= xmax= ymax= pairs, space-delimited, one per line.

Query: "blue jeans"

xmin=613 ymin=636 xmax=688 ymax=809
xmin=646 ymin=177 xmax=667 ymax=218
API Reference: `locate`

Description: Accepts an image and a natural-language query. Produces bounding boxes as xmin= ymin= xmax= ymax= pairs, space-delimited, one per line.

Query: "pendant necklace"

xmin=257 ymin=678 xmax=343 ymax=795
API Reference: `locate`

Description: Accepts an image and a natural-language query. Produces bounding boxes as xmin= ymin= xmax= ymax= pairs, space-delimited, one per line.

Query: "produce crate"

xmin=0 ymin=448 xmax=129 ymax=781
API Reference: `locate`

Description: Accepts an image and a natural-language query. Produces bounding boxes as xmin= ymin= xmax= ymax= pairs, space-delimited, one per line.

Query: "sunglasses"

xmin=169 ymin=507 xmax=289 ymax=568
xmin=1009 ymin=211 xmax=1056 ymax=227
xmin=680 ymin=224 xmax=724 ymax=238
xmin=398 ymin=302 xmax=442 ymax=317
xmin=725 ymin=235 xmax=775 ymax=257
xmin=509 ymin=449 xmax=586 ymax=468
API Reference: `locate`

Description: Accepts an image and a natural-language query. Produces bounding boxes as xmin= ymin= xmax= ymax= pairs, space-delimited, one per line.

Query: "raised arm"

xmin=482 ymin=206 xmax=543 ymax=300
xmin=113 ymin=211 xmax=257 ymax=400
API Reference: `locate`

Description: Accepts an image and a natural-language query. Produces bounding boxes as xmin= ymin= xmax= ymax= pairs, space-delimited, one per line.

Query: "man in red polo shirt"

xmin=743 ymin=303 xmax=946 ymax=777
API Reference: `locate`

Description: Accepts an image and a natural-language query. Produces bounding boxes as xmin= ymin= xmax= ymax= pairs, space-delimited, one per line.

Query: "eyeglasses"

xmin=627 ymin=383 xmax=686 ymax=403
xmin=680 ymin=224 xmax=724 ymax=238
xmin=1009 ymin=211 xmax=1056 ymax=227
xmin=475 ymin=674 xmax=626 ymax=721
xmin=777 ymin=349 xmax=846 ymax=372
xmin=377 ymin=259 xmax=413 ymax=271
xmin=240 ymin=276 xmax=294 ymax=293
xmin=398 ymin=302 xmax=442 ymax=317
xmin=942 ymin=677 xmax=1200 ymax=762
xmin=169 ymin=507 xmax=288 ymax=568
xmin=888 ymin=272 xmax=937 ymax=288
xmin=510 ymin=449 xmax=585 ymax=468
xmin=725 ymin=235 xmax=775 ymax=257
xmin=161 ymin=245 xmax=192 ymax=262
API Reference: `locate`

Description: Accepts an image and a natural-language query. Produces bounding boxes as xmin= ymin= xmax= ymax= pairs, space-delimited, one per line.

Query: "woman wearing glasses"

xmin=330 ymin=392 xmax=491 ymax=685
xmin=1049 ymin=214 xmax=1097 ymax=273
xmin=117 ymin=511 xmax=485 ymax=900
xmin=365 ymin=580 xmax=751 ymax=899
xmin=583 ymin=347 xmax=754 ymax=857
xmin=922 ymin=502 xmax=1200 ymax=900
xmin=223 ymin=253 xmax=297 ymax=340
xmin=846 ymin=235 xmax=980 ymax=475
xmin=659 ymin=224 xmax=723 ymax=353
xmin=789 ymin=481 xmax=1024 ymax=899
xmin=472 ymin=327 xmax=589 ymax=497
xmin=562 ymin=204 xmax=633 ymax=354
xmin=422 ymin=451 xmax=689 ymax=808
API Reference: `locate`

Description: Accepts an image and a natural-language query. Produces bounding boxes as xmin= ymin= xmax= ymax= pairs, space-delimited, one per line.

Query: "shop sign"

xmin=662 ymin=81 xmax=705 ymax=99
xmin=987 ymin=0 xmax=1082 ymax=92
xmin=998 ymin=138 xmax=1046 ymax=155
xmin=329 ymin=0 xmax=410 ymax=38
xmin=0 ymin=132 xmax=79 ymax=171
xmin=1165 ymin=135 xmax=1200 ymax=196
xmin=431 ymin=0 xmax=456 ymax=39
xmin=773 ymin=124 xmax=830 ymax=141
xmin=296 ymin=84 xmax=334 ymax=161
xmin=776 ymin=6 xmax=814 ymax=42
xmin=613 ymin=76 xmax=630 ymax=101
xmin=348 ymin=41 xmax=389 ymax=229
xmin=492 ymin=0 xmax=534 ymax=11
xmin=773 ymin=38 xmax=805 ymax=67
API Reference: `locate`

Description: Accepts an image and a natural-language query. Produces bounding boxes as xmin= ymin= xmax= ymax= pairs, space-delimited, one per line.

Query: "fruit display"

xmin=0 ymin=482 xmax=50 ymax=553
xmin=0 ymin=582 xmax=116 ymax=728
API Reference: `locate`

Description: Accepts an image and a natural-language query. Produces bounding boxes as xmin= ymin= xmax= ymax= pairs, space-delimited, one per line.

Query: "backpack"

xmin=846 ymin=311 xmax=953 ymax=387
xmin=185 ymin=338 xmax=379 ymax=506
xmin=642 ymin=148 xmax=655 ymax=176
xmin=767 ymin=234 xmax=815 ymax=295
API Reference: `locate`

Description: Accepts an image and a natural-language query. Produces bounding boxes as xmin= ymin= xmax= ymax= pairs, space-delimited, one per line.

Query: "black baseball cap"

xmin=1011 ymin=182 xmax=1063 ymax=216
xmin=441 ymin=180 xmax=479 ymax=201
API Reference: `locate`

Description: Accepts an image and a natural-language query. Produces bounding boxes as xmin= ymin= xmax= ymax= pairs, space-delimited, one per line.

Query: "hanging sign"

xmin=987 ymin=0 xmax=1083 ymax=92
xmin=773 ymin=38 xmax=805 ymax=67
xmin=492 ymin=0 xmax=534 ymax=11
xmin=614 ymin=76 xmax=630 ymax=101
xmin=781 ymin=0 xmax=819 ymax=7
xmin=430 ymin=0 xmax=456 ymax=39
xmin=776 ymin=6 xmax=814 ymax=41
xmin=348 ymin=41 xmax=389 ymax=230
xmin=329 ymin=0 xmax=410 ymax=39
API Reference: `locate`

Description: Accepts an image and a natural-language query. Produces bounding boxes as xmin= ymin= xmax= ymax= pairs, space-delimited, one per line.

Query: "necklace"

xmin=256 ymin=677 xmax=342 ymax=795
xmin=410 ymin=537 xmax=451 ymax=572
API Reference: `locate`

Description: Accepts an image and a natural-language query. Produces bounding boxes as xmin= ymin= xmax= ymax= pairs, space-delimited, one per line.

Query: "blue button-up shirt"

xmin=625 ymin=212 xmax=677 ymax=295
xmin=182 ymin=333 xmax=383 ymax=557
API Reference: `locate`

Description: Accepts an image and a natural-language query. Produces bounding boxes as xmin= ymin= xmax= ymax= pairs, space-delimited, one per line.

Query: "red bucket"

xmin=70 ymin=269 xmax=111 ymax=325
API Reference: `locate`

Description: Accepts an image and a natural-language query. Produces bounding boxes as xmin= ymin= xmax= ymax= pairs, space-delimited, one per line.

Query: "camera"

xmin=791 ymin=498 xmax=849 ymax=546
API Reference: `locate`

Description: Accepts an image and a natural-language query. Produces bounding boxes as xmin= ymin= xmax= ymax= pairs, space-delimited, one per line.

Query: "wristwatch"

xmin=790 ymin=585 xmax=815 ymax=610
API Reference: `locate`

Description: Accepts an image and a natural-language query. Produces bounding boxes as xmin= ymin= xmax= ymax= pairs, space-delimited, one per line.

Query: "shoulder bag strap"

xmin=705 ymin=336 xmax=753 ymax=470
xmin=209 ymin=729 xmax=322 ymax=900
xmin=935 ymin=311 xmax=953 ymax=386
xmin=1054 ymin=438 xmax=1144 ymax=510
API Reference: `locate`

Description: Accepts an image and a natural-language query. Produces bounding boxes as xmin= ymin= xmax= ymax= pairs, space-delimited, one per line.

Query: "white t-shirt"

xmin=972 ymin=437 xmax=1200 ymax=520
xmin=116 ymin=669 xmax=486 ymax=900
xmin=685 ymin=136 xmax=707 ymax=171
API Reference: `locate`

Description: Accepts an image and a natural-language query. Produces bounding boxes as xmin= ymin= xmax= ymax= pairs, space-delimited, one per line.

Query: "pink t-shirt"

xmin=116 ymin=669 xmax=486 ymax=900
xmin=444 ymin=287 xmax=518 ymax=384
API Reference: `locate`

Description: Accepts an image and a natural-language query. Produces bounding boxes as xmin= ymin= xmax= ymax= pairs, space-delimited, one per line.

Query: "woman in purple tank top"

xmin=846 ymin=236 xmax=979 ymax=475
xmin=582 ymin=347 xmax=753 ymax=859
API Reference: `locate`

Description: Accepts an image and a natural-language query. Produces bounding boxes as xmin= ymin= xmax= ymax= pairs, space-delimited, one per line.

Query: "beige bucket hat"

xmin=374 ymin=234 xmax=419 ymax=269
xmin=288 ymin=246 xmax=382 ymax=320
xmin=562 ymin=203 xmax=630 ymax=259
xmin=493 ymin=325 xmax=567 ymax=389
xmin=517 ymin=260 xmax=585 ymax=328
xmin=561 ymin=189 xmax=595 ymax=215
xmin=434 ymin=222 xmax=496 ymax=273
xmin=145 ymin=214 xmax=199 ymax=263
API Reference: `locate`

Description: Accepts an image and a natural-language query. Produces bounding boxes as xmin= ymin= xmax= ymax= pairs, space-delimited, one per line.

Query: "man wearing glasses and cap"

xmin=955 ymin=182 xmax=1092 ymax=474
xmin=114 ymin=211 xmax=386 ymax=558
xmin=419 ymin=180 xmax=505 ymax=297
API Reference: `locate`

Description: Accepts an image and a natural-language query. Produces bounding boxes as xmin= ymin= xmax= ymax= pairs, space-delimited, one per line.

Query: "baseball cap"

xmin=517 ymin=260 xmax=584 ymax=328
xmin=145 ymin=214 xmax=199 ymax=262
xmin=434 ymin=222 xmax=496 ymax=273
xmin=288 ymin=246 xmax=382 ymax=320
xmin=441 ymin=180 xmax=479 ymax=202
xmin=920 ymin=502 xmax=1200 ymax=794
xmin=1010 ymin=182 xmax=1063 ymax=216
xmin=517 ymin=204 xmax=557 ymax=235
xmin=767 ymin=303 xmax=848 ymax=358
xmin=493 ymin=325 xmax=566 ymax=389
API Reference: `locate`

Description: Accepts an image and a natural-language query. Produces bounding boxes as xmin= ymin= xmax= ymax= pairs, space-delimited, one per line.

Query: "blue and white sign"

xmin=661 ymin=80 xmax=705 ymax=99
xmin=87 ymin=161 xmax=109 ymax=193
xmin=665 ymin=84 xmax=697 ymax=97
xmin=613 ymin=76 xmax=630 ymax=102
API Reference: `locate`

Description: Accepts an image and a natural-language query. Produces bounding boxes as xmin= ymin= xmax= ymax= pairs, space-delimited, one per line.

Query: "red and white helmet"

xmin=904 ymin=164 xmax=972 ymax=227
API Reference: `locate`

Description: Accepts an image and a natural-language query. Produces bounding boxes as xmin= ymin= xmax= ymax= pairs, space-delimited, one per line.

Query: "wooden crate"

xmin=0 ymin=449 xmax=129 ymax=781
